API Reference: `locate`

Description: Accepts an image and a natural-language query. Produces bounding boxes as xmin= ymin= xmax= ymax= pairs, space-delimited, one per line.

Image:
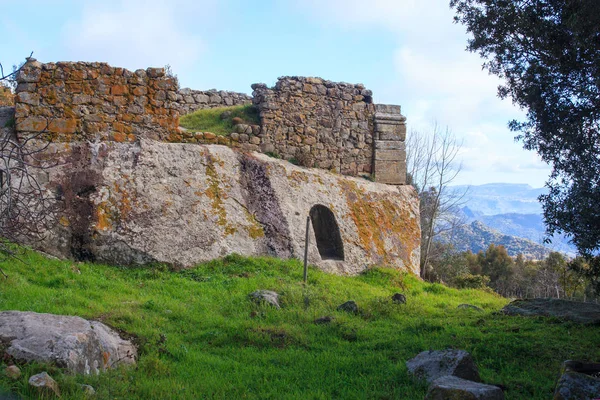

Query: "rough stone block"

xmin=376 ymin=123 xmax=406 ymax=141
xmin=375 ymin=140 xmax=405 ymax=150
xmin=374 ymin=148 xmax=405 ymax=162
xmin=375 ymin=104 xmax=401 ymax=114
xmin=18 ymin=116 xmax=47 ymax=132
xmin=374 ymin=159 xmax=406 ymax=185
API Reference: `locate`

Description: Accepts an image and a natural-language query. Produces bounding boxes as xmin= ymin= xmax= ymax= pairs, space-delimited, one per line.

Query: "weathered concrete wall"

xmin=176 ymin=88 xmax=252 ymax=114
xmin=251 ymin=77 xmax=375 ymax=175
xmin=15 ymin=59 xmax=179 ymax=142
xmin=36 ymin=141 xmax=420 ymax=275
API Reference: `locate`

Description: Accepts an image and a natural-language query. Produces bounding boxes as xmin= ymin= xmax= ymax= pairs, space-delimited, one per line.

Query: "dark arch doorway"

xmin=309 ymin=204 xmax=344 ymax=261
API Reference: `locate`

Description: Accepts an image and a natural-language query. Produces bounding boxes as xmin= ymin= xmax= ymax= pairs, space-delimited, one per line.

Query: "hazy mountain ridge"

xmin=448 ymin=183 xmax=576 ymax=256
xmin=445 ymin=220 xmax=552 ymax=259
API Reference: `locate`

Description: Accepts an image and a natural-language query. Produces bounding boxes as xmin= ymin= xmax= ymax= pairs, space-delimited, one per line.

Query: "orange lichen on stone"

xmin=342 ymin=180 xmax=419 ymax=265
xmin=95 ymin=202 xmax=112 ymax=231
xmin=15 ymin=61 xmax=180 ymax=143
xmin=287 ymin=170 xmax=309 ymax=188
xmin=110 ymin=85 xmax=129 ymax=96
xmin=203 ymin=155 xmax=237 ymax=236
xmin=48 ymin=118 xmax=78 ymax=134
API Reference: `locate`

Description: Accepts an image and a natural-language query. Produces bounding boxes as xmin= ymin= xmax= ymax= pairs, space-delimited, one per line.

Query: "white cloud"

xmin=61 ymin=0 xmax=211 ymax=73
xmin=300 ymin=0 xmax=549 ymax=186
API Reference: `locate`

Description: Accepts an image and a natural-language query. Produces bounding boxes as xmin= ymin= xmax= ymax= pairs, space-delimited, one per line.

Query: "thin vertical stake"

xmin=303 ymin=216 xmax=310 ymax=283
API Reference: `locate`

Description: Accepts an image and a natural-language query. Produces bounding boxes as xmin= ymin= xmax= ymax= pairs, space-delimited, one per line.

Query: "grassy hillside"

xmin=179 ymin=105 xmax=260 ymax=135
xmin=0 ymin=250 xmax=598 ymax=399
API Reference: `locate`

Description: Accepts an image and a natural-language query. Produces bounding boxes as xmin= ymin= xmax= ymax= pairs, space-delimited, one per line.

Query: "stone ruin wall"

xmin=251 ymin=77 xmax=375 ymax=176
xmin=176 ymin=88 xmax=252 ymax=114
xmin=13 ymin=60 xmax=407 ymax=185
xmin=15 ymin=60 xmax=179 ymax=143
xmin=6 ymin=59 xmax=419 ymax=274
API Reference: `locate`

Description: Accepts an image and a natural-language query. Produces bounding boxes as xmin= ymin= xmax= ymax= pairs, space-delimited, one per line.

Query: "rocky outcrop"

xmin=554 ymin=360 xmax=600 ymax=400
xmin=0 ymin=311 xmax=137 ymax=374
xmin=501 ymin=298 xmax=600 ymax=324
xmin=32 ymin=141 xmax=420 ymax=275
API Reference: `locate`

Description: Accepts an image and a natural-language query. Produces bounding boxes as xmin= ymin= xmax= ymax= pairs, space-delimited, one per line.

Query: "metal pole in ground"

xmin=303 ymin=216 xmax=310 ymax=283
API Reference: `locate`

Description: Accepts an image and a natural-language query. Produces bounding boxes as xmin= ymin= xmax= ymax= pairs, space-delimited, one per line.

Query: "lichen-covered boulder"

xmin=249 ymin=290 xmax=280 ymax=308
xmin=502 ymin=299 xmax=600 ymax=324
xmin=426 ymin=375 xmax=504 ymax=400
xmin=0 ymin=311 xmax=136 ymax=374
xmin=406 ymin=349 xmax=481 ymax=383
xmin=32 ymin=141 xmax=420 ymax=276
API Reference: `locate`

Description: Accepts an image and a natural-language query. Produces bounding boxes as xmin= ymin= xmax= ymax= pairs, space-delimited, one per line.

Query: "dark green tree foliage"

xmin=450 ymin=0 xmax=600 ymax=280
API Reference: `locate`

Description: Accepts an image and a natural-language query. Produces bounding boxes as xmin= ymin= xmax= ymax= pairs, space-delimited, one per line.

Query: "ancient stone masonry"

xmin=15 ymin=59 xmax=179 ymax=143
xmin=9 ymin=59 xmax=420 ymax=275
xmin=373 ymin=104 xmax=407 ymax=185
xmin=176 ymin=88 xmax=251 ymax=114
xmin=251 ymin=77 xmax=375 ymax=176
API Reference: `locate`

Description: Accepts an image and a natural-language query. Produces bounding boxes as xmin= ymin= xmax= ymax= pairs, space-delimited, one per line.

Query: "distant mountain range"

xmin=445 ymin=220 xmax=552 ymax=259
xmin=445 ymin=183 xmax=576 ymax=256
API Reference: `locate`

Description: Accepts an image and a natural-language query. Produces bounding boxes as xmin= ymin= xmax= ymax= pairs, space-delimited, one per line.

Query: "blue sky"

xmin=0 ymin=0 xmax=552 ymax=187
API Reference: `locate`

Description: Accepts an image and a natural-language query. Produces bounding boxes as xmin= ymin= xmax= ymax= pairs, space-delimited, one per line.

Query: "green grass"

xmin=0 ymin=250 xmax=599 ymax=399
xmin=179 ymin=105 xmax=260 ymax=135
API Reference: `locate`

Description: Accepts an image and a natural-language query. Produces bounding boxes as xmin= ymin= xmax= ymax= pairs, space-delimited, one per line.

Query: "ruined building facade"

xmin=10 ymin=59 xmax=420 ymax=275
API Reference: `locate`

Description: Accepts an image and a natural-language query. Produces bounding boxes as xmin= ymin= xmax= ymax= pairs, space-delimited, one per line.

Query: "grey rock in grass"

xmin=426 ymin=375 xmax=504 ymax=400
xmin=315 ymin=316 xmax=334 ymax=324
xmin=501 ymin=298 xmax=600 ymax=324
xmin=4 ymin=365 xmax=21 ymax=380
xmin=337 ymin=300 xmax=359 ymax=314
xmin=0 ymin=311 xmax=137 ymax=375
xmin=392 ymin=293 xmax=406 ymax=304
xmin=406 ymin=349 xmax=481 ymax=383
xmin=554 ymin=360 xmax=600 ymax=400
xmin=248 ymin=290 xmax=280 ymax=308
xmin=28 ymin=372 xmax=60 ymax=397
xmin=458 ymin=304 xmax=484 ymax=312
xmin=79 ymin=384 xmax=96 ymax=396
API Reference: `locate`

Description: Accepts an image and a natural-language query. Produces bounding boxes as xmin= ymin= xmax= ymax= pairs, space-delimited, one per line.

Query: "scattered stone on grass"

xmin=337 ymin=300 xmax=359 ymax=314
xmin=28 ymin=372 xmax=60 ymax=397
xmin=501 ymin=298 xmax=600 ymax=324
xmin=554 ymin=360 xmax=600 ymax=400
xmin=79 ymin=384 xmax=96 ymax=396
xmin=5 ymin=365 xmax=21 ymax=380
xmin=392 ymin=293 xmax=407 ymax=304
xmin=248 ymin=290 xmax=280 ymax=308
xmin=406 ymin=349 xmax=481 ymax=383
xmin=425 ymin=375 xmax=504 ymax=400
xmin=458 ymin=304 xmax=484 ymax=312
xmin=0 ymin=311 xmax=137 ymax=375
xmin=315 ymin=316 xmax=334 ymax=324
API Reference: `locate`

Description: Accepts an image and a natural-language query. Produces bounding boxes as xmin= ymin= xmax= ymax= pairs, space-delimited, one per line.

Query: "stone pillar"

xmin=373 ymin=104 xmax=407 ymax=185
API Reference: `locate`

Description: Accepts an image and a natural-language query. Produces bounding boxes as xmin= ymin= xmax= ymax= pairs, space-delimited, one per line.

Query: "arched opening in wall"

xmin=309 ymin=204 xmax=344 ymax=261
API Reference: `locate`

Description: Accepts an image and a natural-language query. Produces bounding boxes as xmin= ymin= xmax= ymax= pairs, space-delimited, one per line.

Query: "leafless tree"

xmin=0 ymin=57 xmax=57 ymax=277
xmin=406 ymin=123 xmax=468 ymax=280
